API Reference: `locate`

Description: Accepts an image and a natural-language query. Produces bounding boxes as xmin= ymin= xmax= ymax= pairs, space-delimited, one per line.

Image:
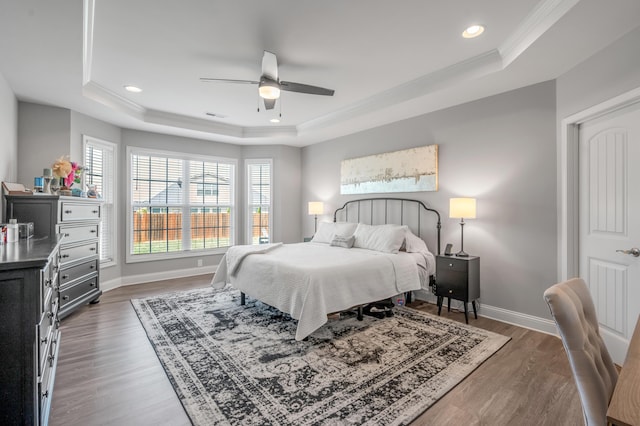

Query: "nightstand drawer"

xmin=57 ymin=224 xmax=99 ymax=244
xmin=438 ymin=258 xmax=468 ymax=272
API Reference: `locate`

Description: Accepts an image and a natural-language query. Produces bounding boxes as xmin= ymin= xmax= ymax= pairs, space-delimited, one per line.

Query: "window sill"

xmin=125 ymin=247 xmax=228 ymax=264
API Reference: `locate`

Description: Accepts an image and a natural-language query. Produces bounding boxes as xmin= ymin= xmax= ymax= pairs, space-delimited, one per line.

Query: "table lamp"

xmin=308 ymin=201 xmax=324 ymax=234
xmin=449 ymin=198 xmax=476 ymax=257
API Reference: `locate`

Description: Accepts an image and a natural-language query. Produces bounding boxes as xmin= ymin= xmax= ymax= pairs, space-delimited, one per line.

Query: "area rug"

xmin=131 ymin=285 xmax=510 ymax=425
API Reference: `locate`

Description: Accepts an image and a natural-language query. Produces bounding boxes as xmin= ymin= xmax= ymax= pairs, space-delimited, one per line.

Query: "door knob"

xmin=616 ymin=247 xmax=640 ymax=257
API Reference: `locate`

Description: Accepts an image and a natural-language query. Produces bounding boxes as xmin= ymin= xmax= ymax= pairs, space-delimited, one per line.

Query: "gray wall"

xmin=17 ymin=102 xmax=71 ymax=188
xmin=557 ymin=26 xmax=640 ymax=120
xmin=0 ymin=73 xmax=18 ymax=219
xmin=302 ymin=81 xmax=558 ymax=319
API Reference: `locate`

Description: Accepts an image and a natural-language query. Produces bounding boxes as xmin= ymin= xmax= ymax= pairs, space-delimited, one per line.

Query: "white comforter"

xmin=212 ymin=242 xmax=427 ymax=340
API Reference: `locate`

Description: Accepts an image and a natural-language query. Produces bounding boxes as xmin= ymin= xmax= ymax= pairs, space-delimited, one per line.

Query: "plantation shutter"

xmin=247 ymin=160 xmax=272 ymax=245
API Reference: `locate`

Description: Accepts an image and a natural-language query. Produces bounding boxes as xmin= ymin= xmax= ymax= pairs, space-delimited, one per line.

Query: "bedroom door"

xmin=579 ymin=101 xmax=640 ymax=365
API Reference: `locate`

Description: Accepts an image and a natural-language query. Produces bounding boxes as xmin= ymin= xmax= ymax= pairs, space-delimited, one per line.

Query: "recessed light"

xmin=462 ymin=25 xmax=485 ymax=39
xmin=270 ymin=118 xmax=280 ymax=123
xmin=124 ymin=85 xmax=142 ymax=93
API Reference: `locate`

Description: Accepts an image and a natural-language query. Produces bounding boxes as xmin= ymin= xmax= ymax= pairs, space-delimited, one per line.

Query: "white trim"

xmin=558 ymin=86 xmax=640 ymax=281
xmin=245 ymin=158 xmax=273 ymax=245
xmin=101 ymin=264 xmax=217 ymax=292
xmin=479 ymin=304 xmax=559 ymax=336
xmin=81 ymin=0 xmax=577 ymax=141
xmin=83 ymin=135 xmax=118 ymax=268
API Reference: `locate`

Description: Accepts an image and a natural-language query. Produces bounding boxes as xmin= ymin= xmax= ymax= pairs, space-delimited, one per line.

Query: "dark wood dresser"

xmin=0 ymin=236 xmax=62 ymax=425
xmin=5 ymin=194 xmax=102 ymax=319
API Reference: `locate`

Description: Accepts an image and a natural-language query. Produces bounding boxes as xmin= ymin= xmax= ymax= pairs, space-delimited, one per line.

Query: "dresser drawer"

xmin=60 ymin=201 xmax=101 ymax=222
xmin=60 ymin=276 xmax=99 ymax=308
xmin=60 ymin=241 xmax=99 ymax=266
xmin=60 ymin=259 xmax=98 ymax=286
xmin=58 ymin=223 xmax=99 ymax=244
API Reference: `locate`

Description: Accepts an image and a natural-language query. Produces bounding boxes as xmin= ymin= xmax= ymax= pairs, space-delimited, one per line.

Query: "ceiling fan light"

xmin=259 ymin=80 xmax=281 ymax=99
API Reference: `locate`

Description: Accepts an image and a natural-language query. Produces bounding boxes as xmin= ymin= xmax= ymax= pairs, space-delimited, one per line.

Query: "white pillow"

xmin=311 ymin=221 xmax=358 ymax=244
xmin=404 ymin=229 xmax=429 ymax=253
xmin=353 ymin=223 xmax=407 ymax=253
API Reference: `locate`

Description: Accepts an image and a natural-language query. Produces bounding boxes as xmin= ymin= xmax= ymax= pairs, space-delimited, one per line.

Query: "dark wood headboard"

xmin=333 ymin=198 xmax=441 ymax=255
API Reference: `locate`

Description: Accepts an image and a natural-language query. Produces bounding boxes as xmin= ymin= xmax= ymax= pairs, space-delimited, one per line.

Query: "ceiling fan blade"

xmin=263 ymin=98 xmax=276 ymax=110
xmin=200 ymin=78 xmax=258 ymax=85
xmin=280 ymin=81 xmax=334 ymax=96
xmin=261 ymin=51 xmax=278 ymax=81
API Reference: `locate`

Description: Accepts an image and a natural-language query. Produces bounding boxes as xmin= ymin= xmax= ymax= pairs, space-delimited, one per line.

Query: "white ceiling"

xmin=1 ymin=0 xmax=639 ymax=147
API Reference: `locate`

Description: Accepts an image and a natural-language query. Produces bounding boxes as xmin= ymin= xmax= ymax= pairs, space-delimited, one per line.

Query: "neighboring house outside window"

xmin=246 ymin=159 xmax=272 ymax=245
xmin=83 ymin=135 xmax=117 ymax=267
xmin=127 ymin=147 xmax=236 ymax=262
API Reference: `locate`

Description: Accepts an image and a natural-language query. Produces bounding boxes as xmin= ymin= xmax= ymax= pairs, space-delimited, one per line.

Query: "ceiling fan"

xmin=200 ymin=51 xmax=334 ymax=110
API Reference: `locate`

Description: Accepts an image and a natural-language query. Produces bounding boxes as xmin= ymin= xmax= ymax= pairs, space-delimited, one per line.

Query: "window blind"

xmin=246 ymin=160 xmax=272 ymax=245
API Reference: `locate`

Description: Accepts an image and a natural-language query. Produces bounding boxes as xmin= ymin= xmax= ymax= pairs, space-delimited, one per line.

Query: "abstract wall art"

xmin=340 ymin=145 xmax=438 ymax=194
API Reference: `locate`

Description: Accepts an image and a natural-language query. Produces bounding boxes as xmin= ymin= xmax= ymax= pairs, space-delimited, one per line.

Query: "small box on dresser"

xmin=0 ymin=237 xmax=62 ymax=425
xmin=4 ymin=194 xmax=102 ymax=319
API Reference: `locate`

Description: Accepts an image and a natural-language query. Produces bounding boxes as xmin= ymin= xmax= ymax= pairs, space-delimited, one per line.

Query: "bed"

xmin=212 ymin=198 xmax=441 ymax=340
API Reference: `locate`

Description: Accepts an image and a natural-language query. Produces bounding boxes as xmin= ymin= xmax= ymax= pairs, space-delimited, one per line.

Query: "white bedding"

xmin=212 ymin=242 xmax=435 ymax=340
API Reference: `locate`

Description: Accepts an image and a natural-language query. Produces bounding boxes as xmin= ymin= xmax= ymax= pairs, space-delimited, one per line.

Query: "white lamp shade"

xmin=308 ymin=201 xmax=324 ymax=215
xmin=449 ymin=198 xmax=476 ymax=219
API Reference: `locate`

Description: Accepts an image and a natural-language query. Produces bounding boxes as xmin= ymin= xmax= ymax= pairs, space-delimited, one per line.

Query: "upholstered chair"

xmin=543 ymin=278 xmax=618 ymax=426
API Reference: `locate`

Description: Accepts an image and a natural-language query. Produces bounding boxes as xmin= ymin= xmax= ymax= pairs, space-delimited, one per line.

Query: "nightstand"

xmin=434 ymin=255 xmax=480 ymax=323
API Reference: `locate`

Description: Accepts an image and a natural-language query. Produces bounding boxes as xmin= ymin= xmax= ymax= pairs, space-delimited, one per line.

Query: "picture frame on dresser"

xmin=4 ymin=194 xmax=103 ymax=319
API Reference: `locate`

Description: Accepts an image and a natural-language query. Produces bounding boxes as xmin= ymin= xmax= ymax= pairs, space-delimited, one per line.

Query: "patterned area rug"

xmin=132 ymin=286 xmax=510 ymax=425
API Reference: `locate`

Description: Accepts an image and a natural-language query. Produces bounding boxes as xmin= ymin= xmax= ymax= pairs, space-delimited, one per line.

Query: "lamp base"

xmin=455 ymin=250 xmax=470 ymax=257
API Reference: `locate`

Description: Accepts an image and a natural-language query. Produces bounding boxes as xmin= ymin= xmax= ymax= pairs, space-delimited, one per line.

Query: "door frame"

xmin=559 ymin=86 xmax=640 ymax=281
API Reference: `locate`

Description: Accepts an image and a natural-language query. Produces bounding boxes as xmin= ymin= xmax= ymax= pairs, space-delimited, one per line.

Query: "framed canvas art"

xmin=340 ymin=145 xmax=438 ymax=194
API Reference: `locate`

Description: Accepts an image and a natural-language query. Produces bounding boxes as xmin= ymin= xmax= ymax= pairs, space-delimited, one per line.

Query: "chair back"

xmin=543 ymin=278 xmax=618 ymax=425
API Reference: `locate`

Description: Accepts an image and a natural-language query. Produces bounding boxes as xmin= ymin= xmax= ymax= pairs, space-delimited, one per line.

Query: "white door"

xmin=579 ymin=101 xmax=640 ymax=365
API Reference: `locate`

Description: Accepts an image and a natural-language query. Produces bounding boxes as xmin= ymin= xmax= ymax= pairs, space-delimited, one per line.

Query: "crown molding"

xmin=82 ymin=0 xmax=581 ymax=142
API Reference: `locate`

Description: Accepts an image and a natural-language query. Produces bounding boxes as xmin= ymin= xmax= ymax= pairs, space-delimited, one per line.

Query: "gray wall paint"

xmin=557 ymin=26 xmax=640 ymax=120
xmin=17 ymin=102 xmax=71 ymax=188
xmin=0 ymin=73 xmax=18 ymax=220
xmin=302 ymin=81 xmax=558 ymax=319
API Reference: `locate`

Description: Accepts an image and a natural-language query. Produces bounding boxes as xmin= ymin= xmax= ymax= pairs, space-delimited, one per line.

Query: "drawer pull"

xmin=65 ymin=210 xmax=72 ymax=214
xmin=42 ymin=390 xmax=49 ymax=399
xmin=90 ymin=265 xmax=95 ymax=269
xmin=62 ymin=254 xmax=70 ymax=259
xmin=62 ymin=295 xmax=69 ymax=301
xmin=62 ymin=274 xmax=69 ymax=279
xmin=45 ymin=279 xmax=51 ymax=286
xmin=48 ymin=355 xmax=55 ymax=366
xmin=64 ymin=233 xmax=70 ymax=237
xmin=41 ymin=336 xmax=48 ymax=344
xmin=90 ymin=282 xmax=96 ymax=287
xmin=89 ymin=247 xmax=96 ymax=251
xmin=90 ymin=229 xmax=97 ymax=233
xmin=92 ymin=210 xmax=99 ymax=214
xmin=53 ymin=266 xmax=59 ymax=273
xmin=47 ymin=311 xmax=54 ymax=319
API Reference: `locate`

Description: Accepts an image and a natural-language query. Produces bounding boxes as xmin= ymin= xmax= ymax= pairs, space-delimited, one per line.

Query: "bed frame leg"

xmin=240 ymin=292 xmax=245 ymax=306
xmin=357 ymin=306 xmax=363 ymax=321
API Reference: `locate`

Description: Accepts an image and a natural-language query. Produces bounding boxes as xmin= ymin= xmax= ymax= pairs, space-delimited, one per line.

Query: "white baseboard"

xmin=101 ymin=264 xmax=218 ymax=292
xmin=413 ymin=291 xmax=558 ymax=337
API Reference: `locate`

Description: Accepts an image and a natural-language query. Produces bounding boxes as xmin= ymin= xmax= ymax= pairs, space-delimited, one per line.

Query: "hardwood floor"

xmin=50 ymin=276 xmax=583 ymax=425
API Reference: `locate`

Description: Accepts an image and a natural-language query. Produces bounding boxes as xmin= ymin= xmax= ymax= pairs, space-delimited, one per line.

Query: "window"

xmin=83 ymin=135 xmax=117 ymax=267
xmin=128 ymin=147 xmax=236 ymax=261
xmin=246 ymin=159 xmax=272 ymax=245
